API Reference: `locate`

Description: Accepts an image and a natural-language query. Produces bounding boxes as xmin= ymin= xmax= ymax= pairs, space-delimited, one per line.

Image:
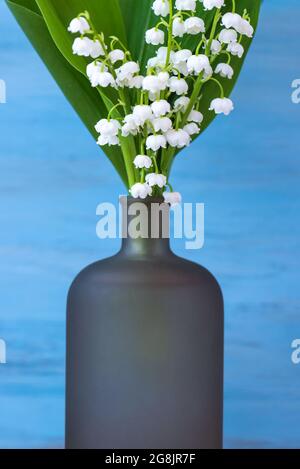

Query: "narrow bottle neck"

xmin=119 ymin=196 xmax=172 ymax=258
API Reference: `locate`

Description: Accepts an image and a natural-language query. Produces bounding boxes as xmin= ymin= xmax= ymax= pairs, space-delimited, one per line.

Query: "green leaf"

xmin=35 ymin=0 xmax=127 ymax=74
xmin=119 ymin=0 xmax=155 ymax=66
xmin=7 ymin=0 xmax=262 ymax=186
xmin=199 ymin=0 xmax=262 ymax=135
xmin=118 ymin=1 xmax=216 ymax=70
xmin=6 ymin=0 xmax=128 ymax=185
xmin=34 ymin=0 xmax=126 ymax=122
xmin=169 ymin=0 xmax=262 ymax=167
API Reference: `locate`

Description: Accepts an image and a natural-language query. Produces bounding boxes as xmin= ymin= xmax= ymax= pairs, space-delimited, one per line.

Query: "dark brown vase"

xmin=66 ymin=197 xmax=224 ymax=449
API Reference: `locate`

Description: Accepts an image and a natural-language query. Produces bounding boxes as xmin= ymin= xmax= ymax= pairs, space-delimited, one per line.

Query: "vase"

xmin=66 ymin=196 xmax=224 ymax=449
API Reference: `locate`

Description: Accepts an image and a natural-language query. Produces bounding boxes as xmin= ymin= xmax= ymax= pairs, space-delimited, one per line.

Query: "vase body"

xmin=66 ymin=197 xmax=224 ymax=449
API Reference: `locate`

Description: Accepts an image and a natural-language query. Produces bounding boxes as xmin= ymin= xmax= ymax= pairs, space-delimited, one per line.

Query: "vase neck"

xmin=119 ymin=196 xmax=172 ymax=258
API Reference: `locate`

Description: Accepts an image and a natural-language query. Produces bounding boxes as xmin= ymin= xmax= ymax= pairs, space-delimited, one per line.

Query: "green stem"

xmin=161 ymin=147 xmax=176 ymax=175
xmin=140 ymin=137 xmax=145 ymax=155
xmin=152 ymin=155 xmax=159 ymax=173
xmin=118 ymin=88 xmax=138 ymax=187
xmin=195 ymin=36 xmax=205 ymax=56
xmin=119 ymin=136 xmax=136 ymax=188
xmin=232 ymin=0 xmax=236 ymax=13
xmin=181 ymin=74 xmax=204 ymax=127
xmin=211 ymin=49 xmax=231 ymax=64
xmin=107 ymin=101 xmax=124 ymax=119
xmin=109 ymin=35 xmax=129 ymax=54
xmin=205 ymin=11 xmax=221 ymax=56
xmin=167 ymin=182 xmax=174 ymax=192
xmin=205 ymin=76 xmax=225 ymax=98
xmin=165 ymin=0 xmax=173 ymax=69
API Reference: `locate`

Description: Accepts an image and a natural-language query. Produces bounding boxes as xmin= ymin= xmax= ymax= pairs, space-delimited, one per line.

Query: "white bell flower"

xmin=215 ymin=63 xmax=234 ymax=79
xmin=173 ymin=49 xmax=192 ymax=65
xmin=146 ymin=173 xmax=167 ymax=188
xmin=163 ymin=191 xmax=182 ymax=206
xmin=122 ymin=114 xmax=139 ymax=137
xmin=157 ymin=47 xmax=170 ymax=62
xmin=222 ymin=13 xmax=242 ymax=30
xmin=183 ymin=123 xmax=200 ymax=136
xmin=165 ymin=129 xmax=191 ymax=148
xmin=95 ymin=117 xmax=120 ymax=146
xmin=188 ymin=110 xmax=204 ymax=123
xmin=116 ymin=61 xmax=140 ymax=78
xmin=122 ymin=124 xmax=136 ymax=137
xmin=158 ymin=71 xmax=170 ymax=87
xmin=97 ymin=134 xmax=119 ymax=146
xmin=173 ymin=50 xmax=192 ymax=64
xmin=128 ymin=75 xmax=144 ymax=89
xmin=173 ymin=62 xmax=189 ymax=77
xmin=87 ymin=61 xmax=105 ymax=76
xmin=109 ymin=49 xmax=125 ymax=64
xmin=146 ymin=28 xmax=165 ymax=46
xmin=132 ymin=105 xmax=153 ymax=126
xmin=172 ymin=18 xmax=186 ymax=37
xmin=86 ymin=61 xmax=107 ymax=83
xmin=174 ymin=96 xmax=190 ymax=112
xmin=200 ymin=0 xmax=225 ymax=10
xmin=222 ymin=13 xmax=253 ymax=37
xmin=142 ymin=76 xmax=160 ymax=94
xmin=88 ymin=40 xmax=104 ymax=59
xmin=219 ymin=29 xmax=238 ymax=44
xmin=122 ymin=123 xmax=137 ymax=137
xmin=187 ymin=54 xmax=212 ymax=77
xmin=152 ymin=0 xmax=170 ymax=17
xmin=146 ymin=135 xmax=167 ymax=151
xmin=68 ymin=17 xmax=90 ymax=34
xmin=96 ymin=119 xmax=120 ymax=145
xmin=153 ymin=117 xmax=173 ymax=133
xmin=134 ymin=155 xmax=153 ymax=169
xmin=149 ymin=47 xmax=175 ymax=71
xmin=91 ymin=71 xmax=115 ymax=88
xmin=209 ymin=97 xmax=234 ymax=115
xmin=115 ymin=61 xmax=140 ymax=86
xmin=172 ymin=50 xmax=191 ymax=76
xmin=130 ymin=183 xmax=152 ymax=199
xmin=72 ymin=37 xmax=104 ymax=58
xmin=147 ymin=57 xmax=159 ymax=70
xmin=168 ymin=77 xmax=188 ymax=95
xmin=211 ymin=39 xmax=222 ymax=55
xmin=184 ymin=17 xmax=205 ymax=35
xmin=151 ymin=100 xmax=171 ymax=117
xmin=175 ymin=0 xmax=196 ymax=12
xmin=95 ymin=118 xmax=120 ymax=136
xmin=238 ymin=18 xmax=254 ymax=38
xmin=227 ymin=42 xmax=244 ymax=58
xmin=143 ymin=73 xmax=168 ymax=94
xmin=143 ymin=74 xmax=169 ymax=100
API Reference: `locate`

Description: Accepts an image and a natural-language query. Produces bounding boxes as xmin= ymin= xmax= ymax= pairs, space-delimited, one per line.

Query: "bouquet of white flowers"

xmin=7 ymin=0 xmax=261 ymax=202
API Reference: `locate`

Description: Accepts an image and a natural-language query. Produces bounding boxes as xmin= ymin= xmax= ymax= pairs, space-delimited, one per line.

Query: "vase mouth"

xmin=119 ymin=195 xmax=171 ymax=257
xmin=123 ymin=196 xmax=166 ymax=206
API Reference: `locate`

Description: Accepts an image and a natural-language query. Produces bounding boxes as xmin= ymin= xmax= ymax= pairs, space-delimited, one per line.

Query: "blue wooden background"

xmin=0 ymin=0 xmax=300 ymax=448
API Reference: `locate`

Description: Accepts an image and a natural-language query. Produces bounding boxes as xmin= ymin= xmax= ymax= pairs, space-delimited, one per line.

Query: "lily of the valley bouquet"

xmin=7 ymin=0 xmax=261 ymax=204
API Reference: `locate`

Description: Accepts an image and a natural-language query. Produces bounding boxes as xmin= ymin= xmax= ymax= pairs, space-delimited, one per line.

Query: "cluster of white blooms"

xmin=68 ymin=2 xmax=254 ymax=203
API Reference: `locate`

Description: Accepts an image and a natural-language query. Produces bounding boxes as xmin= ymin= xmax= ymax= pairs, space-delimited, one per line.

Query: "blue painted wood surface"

xmin=0 ymin=0 xmax=300 ymax=448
